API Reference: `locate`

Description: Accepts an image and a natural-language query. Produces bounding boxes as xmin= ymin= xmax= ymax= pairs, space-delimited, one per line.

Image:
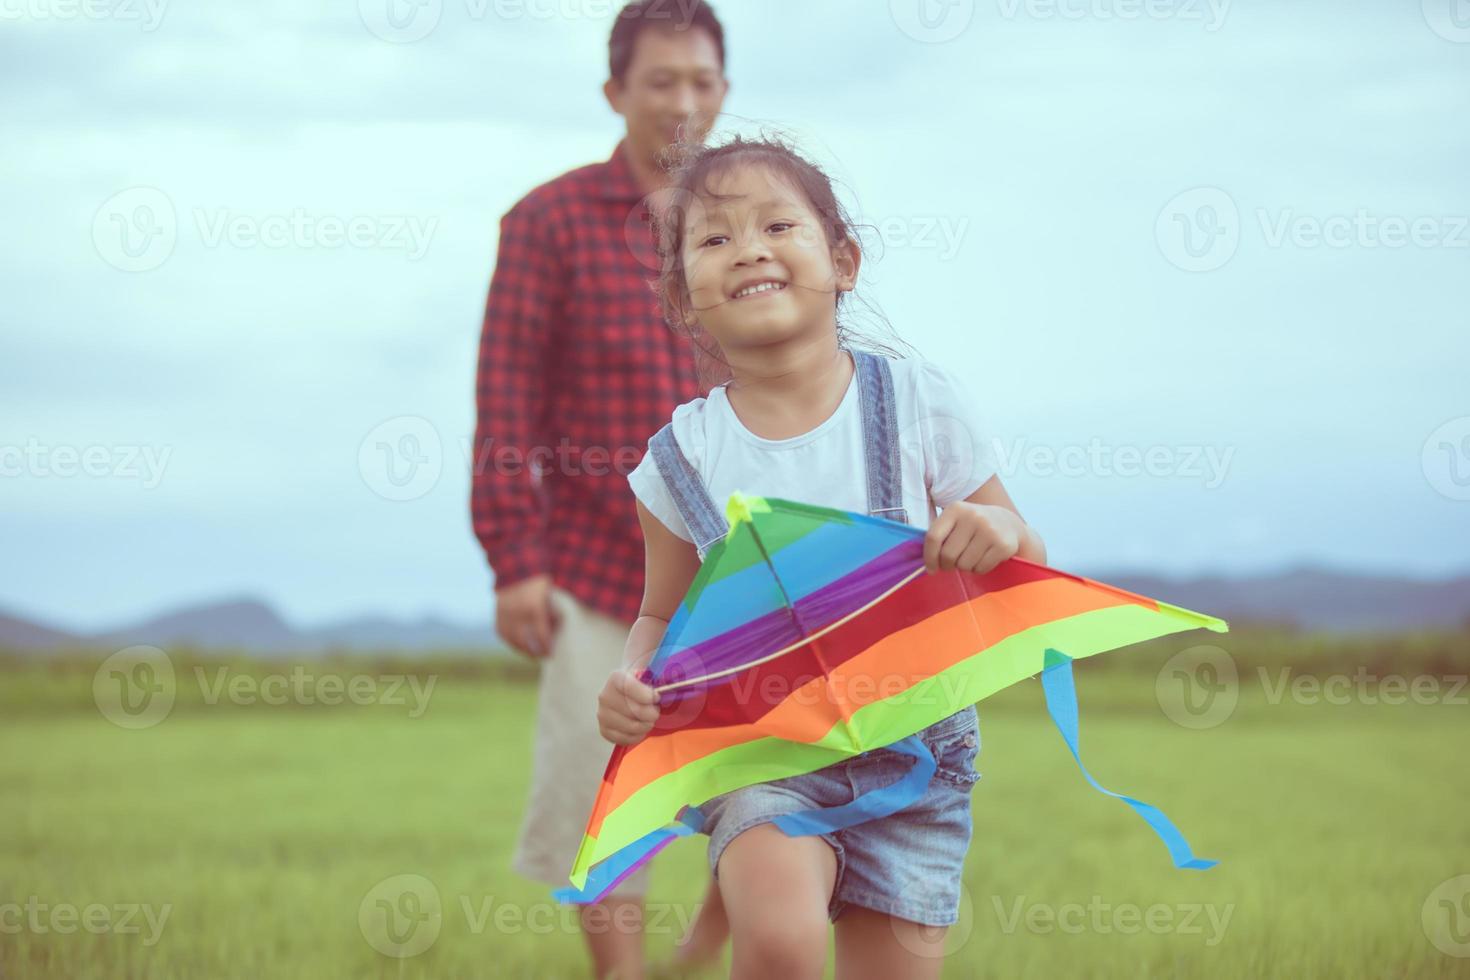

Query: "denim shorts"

xmin=699 ymin=705 xmax=980 ymax=927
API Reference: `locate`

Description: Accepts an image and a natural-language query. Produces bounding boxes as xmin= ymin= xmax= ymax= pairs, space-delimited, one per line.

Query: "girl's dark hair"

xmin=651 ymin=132 xmax=916 ymax=391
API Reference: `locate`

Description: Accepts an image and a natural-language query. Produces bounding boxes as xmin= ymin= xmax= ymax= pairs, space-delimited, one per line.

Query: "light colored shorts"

xmin=698 ymin=705 xmax=980 ymax=927
xmin=511 ymin=586 xmax=649 ymax=898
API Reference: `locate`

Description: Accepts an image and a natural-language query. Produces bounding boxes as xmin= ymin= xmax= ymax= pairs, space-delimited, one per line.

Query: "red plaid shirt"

xmin=472 ymin=140 xmax=702 ymax=625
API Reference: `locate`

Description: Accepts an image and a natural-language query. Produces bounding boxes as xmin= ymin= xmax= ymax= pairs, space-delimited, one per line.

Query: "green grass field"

xmin=2 ymin=642 xmax=1468 ymax=979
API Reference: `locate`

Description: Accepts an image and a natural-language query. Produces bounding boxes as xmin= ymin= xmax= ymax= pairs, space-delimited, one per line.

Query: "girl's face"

xmin=677 ymin=165 xmax=857 ymax=354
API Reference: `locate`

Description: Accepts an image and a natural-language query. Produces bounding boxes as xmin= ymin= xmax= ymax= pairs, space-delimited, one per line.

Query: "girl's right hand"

xmin=597 ymin=669 xmax=661 ymax=746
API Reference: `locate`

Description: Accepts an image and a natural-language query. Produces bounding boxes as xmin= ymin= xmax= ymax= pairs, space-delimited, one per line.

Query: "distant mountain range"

xmin=0 ymin=598 xmax=499 ymax=656
xmin=2 ymin=568 xmax=1467 ymax=655
xmin=1103 ymin=568 xmax=1470 ymax=633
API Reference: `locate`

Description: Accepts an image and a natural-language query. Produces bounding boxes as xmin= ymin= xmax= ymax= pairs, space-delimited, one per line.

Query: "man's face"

xmin=678 ymin=165 xmax=857 ymax=354
xmin=606 ymin=26 xmax=727 ymax=162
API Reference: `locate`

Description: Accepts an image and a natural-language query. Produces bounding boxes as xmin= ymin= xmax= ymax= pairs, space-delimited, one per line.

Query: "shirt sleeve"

xmin=908 ymin=359 xmax=999 ymax=509
xmin=627 ymin=450 xmax=696 ymax=544
xmin=469 ymin=199 xmax=564 ymax=589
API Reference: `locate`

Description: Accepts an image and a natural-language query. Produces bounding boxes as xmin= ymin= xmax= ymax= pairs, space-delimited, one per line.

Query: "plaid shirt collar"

xmin=597 ymin=139 xmax=647 ymax=204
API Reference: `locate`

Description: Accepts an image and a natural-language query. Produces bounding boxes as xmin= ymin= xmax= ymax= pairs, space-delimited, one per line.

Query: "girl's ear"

xmin=832 ymin=237 xmax=862 ymax=293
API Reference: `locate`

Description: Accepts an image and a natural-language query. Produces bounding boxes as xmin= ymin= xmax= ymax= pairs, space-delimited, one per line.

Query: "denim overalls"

xmin=647 ymin=348 xmax=981 ymax=927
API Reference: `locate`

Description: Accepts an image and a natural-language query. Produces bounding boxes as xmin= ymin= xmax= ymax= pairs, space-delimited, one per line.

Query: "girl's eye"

xmin=767 ymin=222 xmax=793 ymax=234
xmin=700 ymin=235 xmax=728 ymax=248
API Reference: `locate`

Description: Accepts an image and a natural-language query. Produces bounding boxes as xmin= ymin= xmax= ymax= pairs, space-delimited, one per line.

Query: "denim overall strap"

xmin=649 ymin=350 xmax=908 ymax=562
xmin=853 ymin=350 xmax=909 ymax=526
xmin=649 ymin=423 xmax=728 ymax=561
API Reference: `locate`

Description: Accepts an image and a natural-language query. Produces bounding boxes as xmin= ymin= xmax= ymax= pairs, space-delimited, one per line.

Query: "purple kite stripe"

xmin=655 ymin=538 xmax=924 ymax=700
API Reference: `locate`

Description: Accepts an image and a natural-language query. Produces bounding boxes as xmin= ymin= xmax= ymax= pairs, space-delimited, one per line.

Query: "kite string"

xmin=652 ymin=568 xmax=925 ymax=694
xmin=746 ymin=516 xmax=860 ymax=748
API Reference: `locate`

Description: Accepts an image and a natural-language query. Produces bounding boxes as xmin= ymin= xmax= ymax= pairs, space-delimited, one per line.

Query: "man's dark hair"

xmin=609 ymin=0 xmax=725 ymax=83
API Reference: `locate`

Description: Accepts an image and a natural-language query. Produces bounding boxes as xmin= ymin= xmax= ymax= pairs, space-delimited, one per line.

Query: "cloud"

xmin=3 ymin=0 xmax=1468 ymax=624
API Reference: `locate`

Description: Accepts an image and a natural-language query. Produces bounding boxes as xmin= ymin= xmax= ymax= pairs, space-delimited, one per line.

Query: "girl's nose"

xmin=732 ymin=238 xmax=773 ymax=266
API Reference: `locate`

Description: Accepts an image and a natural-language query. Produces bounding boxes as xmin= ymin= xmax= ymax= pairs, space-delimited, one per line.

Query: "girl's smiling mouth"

xmin=731 ymin=280 xmax=788 ymax=300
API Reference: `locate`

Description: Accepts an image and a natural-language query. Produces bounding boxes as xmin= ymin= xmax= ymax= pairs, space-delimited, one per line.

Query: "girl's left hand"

xmin=923 ymin=502 xmax=1024 ymax=575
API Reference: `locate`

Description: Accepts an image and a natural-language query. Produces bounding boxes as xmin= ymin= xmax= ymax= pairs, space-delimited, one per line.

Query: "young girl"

xmin=598 ymin=135 xmax=1046 ymax=980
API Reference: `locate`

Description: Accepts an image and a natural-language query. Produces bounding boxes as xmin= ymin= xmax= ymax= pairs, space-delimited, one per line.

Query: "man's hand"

xmin=923 ymin=502 xmax=1024 ymax=576
xmin=494 ymin=573 xmax=562 ymax=658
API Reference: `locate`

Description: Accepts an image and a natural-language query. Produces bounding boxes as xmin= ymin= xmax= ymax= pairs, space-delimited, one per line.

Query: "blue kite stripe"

xmin=650 ymin=516 xmax=914 ymax=674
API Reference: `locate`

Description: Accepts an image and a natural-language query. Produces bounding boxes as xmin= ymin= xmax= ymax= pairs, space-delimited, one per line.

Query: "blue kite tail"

xmin=556 ymin=734 xmax=939 ymax=904
xmin=1041 ymin=648 xmax=1218 ymax=871
xmin=553 ymin=806 xmax=706 ymax=905
xmin=770 ymin=734 xmax=936 ymax=837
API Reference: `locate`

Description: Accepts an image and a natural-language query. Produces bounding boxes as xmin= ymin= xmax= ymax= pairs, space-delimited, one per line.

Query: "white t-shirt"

xmin=627 ymin=354 xmax=999 ymax=543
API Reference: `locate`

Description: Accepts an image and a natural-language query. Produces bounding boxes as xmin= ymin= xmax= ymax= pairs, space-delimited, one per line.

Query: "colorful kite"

xmin=557 ymin=493 xmax=1227 ymax=903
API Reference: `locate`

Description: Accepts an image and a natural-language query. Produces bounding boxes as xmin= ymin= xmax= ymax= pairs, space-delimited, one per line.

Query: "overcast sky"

xmin=4 ymin=0 xmax=1467 ymax=632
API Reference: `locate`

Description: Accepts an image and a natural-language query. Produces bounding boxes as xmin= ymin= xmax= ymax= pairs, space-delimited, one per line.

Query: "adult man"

xmin=471 ymin=3 xmax=730 ymax=977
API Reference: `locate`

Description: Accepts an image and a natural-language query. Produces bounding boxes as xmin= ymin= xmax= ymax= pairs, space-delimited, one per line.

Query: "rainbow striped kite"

xmin=558 ymin=493 xmax=1228 ymax=901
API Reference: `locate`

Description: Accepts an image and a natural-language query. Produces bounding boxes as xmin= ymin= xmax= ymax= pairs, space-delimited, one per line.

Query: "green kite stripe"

xmin=571 ymin=600 xmax=1218 ymax=887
